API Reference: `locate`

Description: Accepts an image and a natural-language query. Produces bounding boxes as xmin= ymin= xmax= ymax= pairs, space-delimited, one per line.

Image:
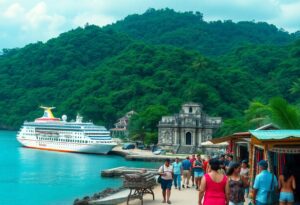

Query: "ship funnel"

xmin=35 ymin=106 xmax=60 ymax=122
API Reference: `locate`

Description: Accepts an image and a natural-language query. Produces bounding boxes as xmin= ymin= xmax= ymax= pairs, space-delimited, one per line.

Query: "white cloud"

xmin=0 ymin=0 xmax=299 ymax=50
xmin=0 ymin=1 xmax=68 ymax=49
xmin=3 ymin=3 xmax=25 ymax=18
xmin=25 ymin=2 xmax=47 ymax=29
xmin=23 ymin=2 xmax=66 ymax=31
xmin=274 ymin=1 xmax=300 ymax=31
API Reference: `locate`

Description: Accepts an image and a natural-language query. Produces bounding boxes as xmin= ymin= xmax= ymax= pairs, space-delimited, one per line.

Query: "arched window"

xmin=186 ymin=132 xmax=192 ymax=145
xmin=189 ymin=107 xmax=193 ymax=113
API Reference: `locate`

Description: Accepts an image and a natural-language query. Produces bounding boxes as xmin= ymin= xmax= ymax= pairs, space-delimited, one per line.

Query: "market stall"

xmin=211 ymin=132 xmax=251 ymax=161
xmin=249 ymin=130 xmax=300 ymax=203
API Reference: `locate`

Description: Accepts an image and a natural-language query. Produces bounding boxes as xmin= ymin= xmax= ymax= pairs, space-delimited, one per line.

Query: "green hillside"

xmin=109 ymin=8 xmax=296 ymax=56
xmin=0 ymin=9 xmax=299 ymax=139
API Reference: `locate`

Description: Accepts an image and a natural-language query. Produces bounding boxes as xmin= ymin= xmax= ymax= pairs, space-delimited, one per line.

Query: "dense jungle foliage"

xmin=0 ymin=8 xmax=300 ymax=143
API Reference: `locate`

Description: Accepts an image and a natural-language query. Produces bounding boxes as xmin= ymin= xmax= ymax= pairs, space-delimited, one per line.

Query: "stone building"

xmin=158 ymin=102 xmax=222 ymax=154
xmin=110 ymin=110 xmax=136 ymax=138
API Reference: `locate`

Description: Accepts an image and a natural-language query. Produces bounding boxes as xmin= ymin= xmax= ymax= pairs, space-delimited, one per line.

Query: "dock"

xmin=101 ymin=166 xmax=158 ymax=177
xmin=110 ymin=147 xmax=186 ymax=162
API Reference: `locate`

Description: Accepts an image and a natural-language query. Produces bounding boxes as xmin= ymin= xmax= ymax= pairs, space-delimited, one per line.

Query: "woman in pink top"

xmin=198 ymin=158 xmax=229 ymax=205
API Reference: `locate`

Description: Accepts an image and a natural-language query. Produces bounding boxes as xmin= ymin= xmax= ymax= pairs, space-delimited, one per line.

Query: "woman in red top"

xmin=198 ymin=158 xmax=229 ymax=205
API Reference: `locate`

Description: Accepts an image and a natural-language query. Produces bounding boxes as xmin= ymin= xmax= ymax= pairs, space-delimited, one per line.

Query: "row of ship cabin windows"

xmin=27 ymin=133 xmax=84 ymax=139
xmin=36 ymin=137 xmax=111 ymax=144
xmin=28 ymin=130 xmax=84 ymax=136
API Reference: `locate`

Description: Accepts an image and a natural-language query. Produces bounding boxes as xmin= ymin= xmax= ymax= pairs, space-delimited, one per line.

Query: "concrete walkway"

xmin=118 ymin=185 xmax=251 ymax=205
xmin=119 ymin=185 xmax=199 ymax=205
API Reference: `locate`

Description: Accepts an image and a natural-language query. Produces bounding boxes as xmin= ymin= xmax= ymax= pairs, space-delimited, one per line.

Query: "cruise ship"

xmin=17 ymin=107 xmax=117 ymax=154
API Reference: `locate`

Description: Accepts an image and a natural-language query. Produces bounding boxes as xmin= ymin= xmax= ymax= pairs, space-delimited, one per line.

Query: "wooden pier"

xmin=101 ymin=166 xmax=158 ymax=177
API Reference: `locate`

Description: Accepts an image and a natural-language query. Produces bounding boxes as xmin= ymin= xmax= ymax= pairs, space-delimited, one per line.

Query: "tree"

xmin=289 ymin=78 xmax=300 ymax=95
xmin=245 ymin=100 xmax=271 ymax=127
xmin=246 ymin=97 xmax=300 ymax=129
xmin=128 ymin=105 xmax=168 ymax=144
xmin=269 ymin=97 xmax=300 ymax=129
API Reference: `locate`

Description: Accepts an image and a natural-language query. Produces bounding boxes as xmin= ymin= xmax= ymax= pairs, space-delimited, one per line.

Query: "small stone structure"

xmin=158 ymin=102 xmax=221 ymax=154
xmin=110 ymin=111 xmax=136 ymax=138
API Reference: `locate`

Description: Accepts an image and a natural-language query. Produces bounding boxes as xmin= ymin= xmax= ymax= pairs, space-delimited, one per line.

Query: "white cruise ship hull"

xmin=17 ymin=108 xmax=117 ymax=155
xmin=17 ymin=138 xmax=116 ymax=154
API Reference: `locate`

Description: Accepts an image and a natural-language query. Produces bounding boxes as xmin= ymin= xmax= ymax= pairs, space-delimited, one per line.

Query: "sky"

xmin=0 ymin=0 xmax=300 ymax=50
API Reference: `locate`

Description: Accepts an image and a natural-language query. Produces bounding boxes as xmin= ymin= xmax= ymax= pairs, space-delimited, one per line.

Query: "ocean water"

xmin=0 ymin=131 xmax=159 ymax=205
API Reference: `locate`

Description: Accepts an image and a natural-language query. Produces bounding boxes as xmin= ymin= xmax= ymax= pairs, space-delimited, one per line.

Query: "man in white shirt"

xmin=158 ymin=158 xmax=173 ymax=204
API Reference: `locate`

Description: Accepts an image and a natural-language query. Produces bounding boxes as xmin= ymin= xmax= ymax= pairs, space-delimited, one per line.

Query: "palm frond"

xmin=269 ymin=97 xmax=300 ymax=129
xmin=289 ymin=78 xmax=300 ymax=94
xmin=245 ymin=100 xmax=271 ymax=124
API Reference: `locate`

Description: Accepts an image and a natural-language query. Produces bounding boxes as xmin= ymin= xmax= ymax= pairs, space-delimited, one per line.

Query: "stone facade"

xmin=158 ymin=102 xmax=221 ymax=153
xmin=110 ymin=110 xmax=136 ymax=138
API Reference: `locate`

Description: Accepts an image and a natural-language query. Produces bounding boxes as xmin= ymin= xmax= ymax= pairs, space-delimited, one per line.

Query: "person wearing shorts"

xmin=280 ymin=192 xmax=294 ymax=203
xmin=190 ymin=154 xmax=196 ymax=186
xmin=158 ymin=158 xmax=173 ymax=204
xmin=278 ymin=166 xmax=296 ymax=205
xmin=193 ymin=154 xmax=204 ymax=190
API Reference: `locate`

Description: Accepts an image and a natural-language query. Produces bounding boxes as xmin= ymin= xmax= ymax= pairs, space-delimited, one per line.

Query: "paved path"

xmin=119 ymin=185 xmax=251 ymax=205
xmin=119 ymin=185 xmax=199 ymax=205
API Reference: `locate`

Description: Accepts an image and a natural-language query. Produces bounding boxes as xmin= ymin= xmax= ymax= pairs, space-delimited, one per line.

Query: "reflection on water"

xmin=0 ymin=131 xmax=159 ymax=205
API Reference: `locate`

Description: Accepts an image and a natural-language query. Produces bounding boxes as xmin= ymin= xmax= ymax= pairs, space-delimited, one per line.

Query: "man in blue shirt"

xmin=181 ymin=156 xmax=192 ymax=188
xmin=253 ymin=160 xmax=278 ymax=205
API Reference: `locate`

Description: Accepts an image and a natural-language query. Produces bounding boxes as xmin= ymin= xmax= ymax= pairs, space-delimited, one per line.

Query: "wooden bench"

xmin=123 ymin=172 xmax=156 ymax=205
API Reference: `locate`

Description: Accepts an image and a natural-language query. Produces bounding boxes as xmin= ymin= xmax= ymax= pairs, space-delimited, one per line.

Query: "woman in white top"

xmin=240 ymin=160 xmax=249 ymax=197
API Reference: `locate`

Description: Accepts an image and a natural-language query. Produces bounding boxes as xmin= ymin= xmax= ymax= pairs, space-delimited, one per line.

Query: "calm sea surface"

xmin=0 ymin=131 xmax=159 ymax=205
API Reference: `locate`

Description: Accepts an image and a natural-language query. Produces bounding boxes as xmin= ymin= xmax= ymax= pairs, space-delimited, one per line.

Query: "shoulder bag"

xmin=267 ymin=173 xmax=279 ymax=204
xmin=157 ymin=165 xmax=164 ymax=184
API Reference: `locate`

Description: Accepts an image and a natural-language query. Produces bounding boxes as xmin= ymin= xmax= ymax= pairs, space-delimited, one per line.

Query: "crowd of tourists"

xmin=158 ymin=154 xmax=297 ymax=205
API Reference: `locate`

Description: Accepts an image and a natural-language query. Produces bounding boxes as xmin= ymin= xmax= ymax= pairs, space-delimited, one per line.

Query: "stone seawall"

xmin=109 ymin=149 xmax=185 ymax=162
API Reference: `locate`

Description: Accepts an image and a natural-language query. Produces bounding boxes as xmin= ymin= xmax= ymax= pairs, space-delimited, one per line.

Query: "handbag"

xmin=267 ymin=173 xmax=279 ymax=204
xmin=157 ymin=175 xmax=162 ymax=183
xmin=157 ymin=165 xmax=164 ymax=184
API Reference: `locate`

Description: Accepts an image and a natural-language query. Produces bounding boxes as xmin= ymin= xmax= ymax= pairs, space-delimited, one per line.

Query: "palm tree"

xmin=245 ymin=100 xmax=271 ymax=127
xmin=289 ymin=78 xmax=300 ymax=95
xmin=269 ymin=97 xmax=300 ymax=129
xmin=246 ymin=97 xmax=300 ymax=129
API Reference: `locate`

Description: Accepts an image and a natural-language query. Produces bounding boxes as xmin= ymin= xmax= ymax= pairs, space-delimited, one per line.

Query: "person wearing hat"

xmin=253 ymin=160 xmax=278 ymax=205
